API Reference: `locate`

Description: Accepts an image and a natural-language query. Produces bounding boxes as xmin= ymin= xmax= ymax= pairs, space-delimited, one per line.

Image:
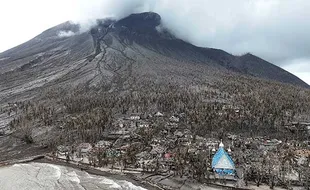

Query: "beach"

xmin=0 ymin=162 xmax=151 ymax=190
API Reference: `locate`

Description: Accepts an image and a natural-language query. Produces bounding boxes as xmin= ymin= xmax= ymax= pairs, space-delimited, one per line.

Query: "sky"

xmin=0 ymin=0 xmax=309 ymax=85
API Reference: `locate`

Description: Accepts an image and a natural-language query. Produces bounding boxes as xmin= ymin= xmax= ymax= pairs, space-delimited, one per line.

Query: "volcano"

xmin=1 ymin=12 xmax=310 ymax=170
xmin=0 ymin=12 xmax=308 ymax=103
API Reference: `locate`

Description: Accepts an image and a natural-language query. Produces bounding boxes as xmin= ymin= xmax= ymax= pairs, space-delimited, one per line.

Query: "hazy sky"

xmin=0 ymin=0 xmax=309 ymax=84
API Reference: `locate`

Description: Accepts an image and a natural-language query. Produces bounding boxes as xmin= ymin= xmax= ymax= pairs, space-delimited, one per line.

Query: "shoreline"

xmin=0 ymin=155 xmax=164 ymax=190
xmin=0 ymin=155 xmax=45 ymax=168
xmin=0 ymin=155 xmax=254 ymax=190
xmin=34 ymin=157 xmax=165 ymax=190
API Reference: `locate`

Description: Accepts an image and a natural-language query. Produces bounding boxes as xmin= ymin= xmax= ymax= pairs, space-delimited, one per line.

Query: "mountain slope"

xmin=1 ymin=12 xmax=310 ymax=165
xmin=0 ymin=12 xmax=308 ymax=103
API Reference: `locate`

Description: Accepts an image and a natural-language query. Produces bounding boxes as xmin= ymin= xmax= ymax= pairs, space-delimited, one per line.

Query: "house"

xmin=288 ymin=122 xmax=310 ymax=132
xmin=188 ymin=148 xmax=198 ymax=154
xmin=169 ymin=116 xmax=179 ymax=123
xmin=150 ymin=145 xmax=165 ymax=158
xmin=166 ymin=122 xmax=178 ymax=129
xmin=106 ymin=149 xmax=121 ymax=158
xmin=212 ymin=141 xmax=236 ymax=175
xmin=155 ymin=112 xmax=164 ymax=117
xmin=118 ymin=144 xmax=130 ymax=152
xmin=222 ymin=105 xmax=233 ymax=110
xmin=227 ymin=134 xmax=237 ymax=140
xmin=262 ymin=139 xmax=282 ymax=147
xmin=164 ymin=152 xmax=173 ymax=159
xmin=57 ymin=145 xmax=70 ymax=156
xmin=111 ymin=129 xmax=130 ymax=136
xmin=174 ymin=131 xmax=184 ymax=137
xmin=95 ymin=140 xmax=111 ymax=148
xmin=137 ymin=121 xmax=150 ymax=128
xmin=78 ymin=143 xmax=92 ymax=154
xmin=285 ymin=110 xmax=293 ymax=117
xmin=130 ymin=115 xmax=140 ymax=121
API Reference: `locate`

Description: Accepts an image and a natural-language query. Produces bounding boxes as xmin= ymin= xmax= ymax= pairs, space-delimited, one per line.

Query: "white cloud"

xmin=293 ymin=73 xmax=310 ymax=85
xmin=58 ymin=31 xmax=76 ymax=38
xmin=283 ymin=59 xmax=310 ymax=85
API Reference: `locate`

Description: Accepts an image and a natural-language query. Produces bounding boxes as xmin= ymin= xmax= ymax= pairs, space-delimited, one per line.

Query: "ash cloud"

xmin=71 ymin=0 xmax=309 ymax=84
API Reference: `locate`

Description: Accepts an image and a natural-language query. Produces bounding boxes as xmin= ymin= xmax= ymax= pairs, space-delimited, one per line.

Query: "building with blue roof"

xmin=211 ymin=141 xmax=236 ymax=175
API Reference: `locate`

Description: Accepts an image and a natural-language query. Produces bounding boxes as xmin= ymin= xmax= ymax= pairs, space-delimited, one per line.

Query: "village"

xmin=1 ymin=87 xmax=310 ymax=190
xmin=46 ymin=109 xmax=310 ymax=190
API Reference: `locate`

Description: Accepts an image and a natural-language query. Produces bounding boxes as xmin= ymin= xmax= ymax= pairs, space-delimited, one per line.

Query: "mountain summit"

xmin=116 ymin=12 xmax=161 ymax=29
xmin=0 ymin=12 xmax=308 ymax=103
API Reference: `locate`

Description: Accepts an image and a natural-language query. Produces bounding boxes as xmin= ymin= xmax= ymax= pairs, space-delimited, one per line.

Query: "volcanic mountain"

xmin=0 ymin=12 xmax=308 ymax=103
xmin=1 ymin=12 xmax=310 ymax=165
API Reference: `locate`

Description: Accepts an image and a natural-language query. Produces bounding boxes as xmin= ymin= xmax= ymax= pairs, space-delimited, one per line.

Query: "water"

xmin=0 ymin=163 xmax=147 ymax=190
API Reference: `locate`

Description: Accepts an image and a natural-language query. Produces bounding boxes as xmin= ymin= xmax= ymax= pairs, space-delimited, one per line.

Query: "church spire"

xmin=219 ymin=139 xmax=224 ymax=148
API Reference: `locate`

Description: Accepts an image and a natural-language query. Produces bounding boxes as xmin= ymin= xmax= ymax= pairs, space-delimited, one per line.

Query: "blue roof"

xmin=212 ymin=147 xmax=235 ymax=175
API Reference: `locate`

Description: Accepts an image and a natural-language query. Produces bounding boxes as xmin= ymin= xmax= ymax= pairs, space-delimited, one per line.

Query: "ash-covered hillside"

xmin=0 ymin=12 xmax=308 ymax=104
